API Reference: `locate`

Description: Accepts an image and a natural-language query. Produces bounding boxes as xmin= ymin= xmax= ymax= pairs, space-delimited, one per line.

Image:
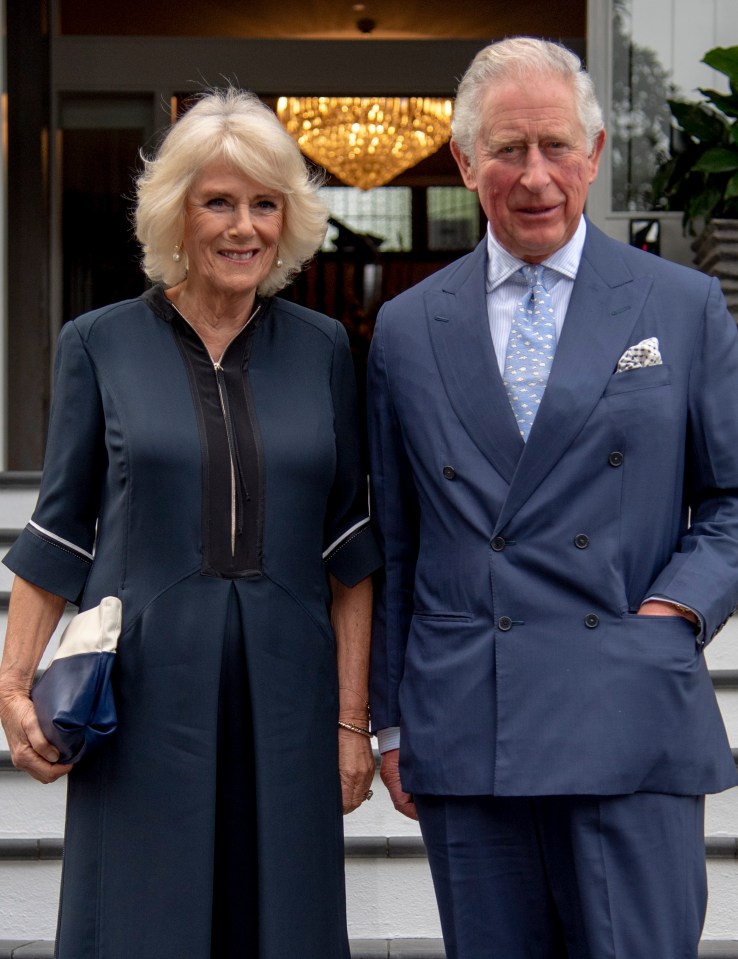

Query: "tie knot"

xmin=521 ymin=264 xmax=545 ymax=291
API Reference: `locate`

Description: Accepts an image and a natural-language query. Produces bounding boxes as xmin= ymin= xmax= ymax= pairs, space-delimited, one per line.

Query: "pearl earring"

xmin=276 ymin=257 xmax=284 ymax=268
xmin=173 ymin=245 xmax=182 ymax=263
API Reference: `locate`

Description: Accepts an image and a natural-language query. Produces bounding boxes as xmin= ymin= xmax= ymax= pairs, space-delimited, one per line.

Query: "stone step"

xmin=347 ymin=946 xmax=738 ymax=959
xmin=715 ymin=683 xmax=738 ymax=744
xmin=2 ymin=752 xmax=736 ymax=837
xmin=0 ymin=766 xmax=66 ymax=838
xmin=0 ymin=474 xmax=40 ymax=530
xmin=706 ymin=616 xmax=738 ymax=671
xmin=1 ymin=833 xmax=736 ymax=942
xmin=0 ymin=546 xmax=16 ymax=593
xmin=3 ymin=833 xmax=738 ymax=863
xmin=0 ymin=945 xmax=736 ymax=959
xmin=1 ymin=936 xmax=737 ymax=958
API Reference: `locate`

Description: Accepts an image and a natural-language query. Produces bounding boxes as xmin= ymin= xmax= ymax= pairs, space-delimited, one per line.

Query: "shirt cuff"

xmin=376 ymin=726 xmax=401 ymax=752
xmin=644 ymin=595 xmax=704 ymax=640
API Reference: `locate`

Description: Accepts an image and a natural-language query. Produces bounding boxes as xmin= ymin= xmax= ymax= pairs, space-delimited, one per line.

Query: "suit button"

xmin=584 ymin=613 xmax=600 ymax=629
xmin=491 ymin=536 xmax=506 ymax=551
xmin=608 ymin=451 xmax=624 ymax=467
xmin=442 ymin=466 xmax=456 ymax=480
xmin=498 ymin=616 xmax=513 ymax=631
xmin=574 ymin=533 xmax=589 ymax=549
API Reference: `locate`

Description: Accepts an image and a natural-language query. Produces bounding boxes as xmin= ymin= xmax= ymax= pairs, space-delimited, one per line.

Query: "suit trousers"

xmin=415 ymin=792 xmax=707 ymax=959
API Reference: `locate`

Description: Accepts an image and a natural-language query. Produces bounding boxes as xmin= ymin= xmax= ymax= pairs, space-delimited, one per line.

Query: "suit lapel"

xmin=422 ymin=226 xmax=655 ymax=523
xmin=495 ymin=223 xmax=654 ymax=530
xmin=425 ymin=240 xmax=523 ymax=484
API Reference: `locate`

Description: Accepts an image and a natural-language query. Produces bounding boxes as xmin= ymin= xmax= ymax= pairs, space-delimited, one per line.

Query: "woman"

xmin=0 ymin=90 xmax=381 ymax=959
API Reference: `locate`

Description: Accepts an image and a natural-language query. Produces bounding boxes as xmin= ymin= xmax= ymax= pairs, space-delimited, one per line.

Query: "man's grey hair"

xmin=451 ymin=37 xmax=604 ymax=163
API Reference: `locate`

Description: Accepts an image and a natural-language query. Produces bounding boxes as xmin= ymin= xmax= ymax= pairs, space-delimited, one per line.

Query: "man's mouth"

xmin=517 ymin=205 xmax=557 ymax=216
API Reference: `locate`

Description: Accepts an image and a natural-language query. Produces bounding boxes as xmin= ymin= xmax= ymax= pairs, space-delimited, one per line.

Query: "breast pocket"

xmin=601 ymin=363 xmax=680 ymax=456
xmin=603 ymin=364 xmax=671 ymax=397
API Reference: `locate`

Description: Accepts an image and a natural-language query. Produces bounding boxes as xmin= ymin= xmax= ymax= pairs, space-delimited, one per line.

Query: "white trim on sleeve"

xmin=322 ymin=517 xmax=371 ymax=561
xmin=28 ymin=520 xmax=95 ymax=562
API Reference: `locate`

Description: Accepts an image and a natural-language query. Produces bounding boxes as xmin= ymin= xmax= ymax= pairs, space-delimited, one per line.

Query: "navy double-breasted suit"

xmin=368 ymin=221 xmax=738 ymax=799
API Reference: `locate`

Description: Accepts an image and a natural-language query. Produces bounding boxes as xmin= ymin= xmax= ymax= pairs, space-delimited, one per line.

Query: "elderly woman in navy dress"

xmin=0 ymin=89 xmax=380 ymax=959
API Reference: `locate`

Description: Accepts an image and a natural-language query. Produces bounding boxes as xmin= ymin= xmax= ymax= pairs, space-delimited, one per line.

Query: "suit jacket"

xmin=368 ymin=220 xmax=738 ymax=797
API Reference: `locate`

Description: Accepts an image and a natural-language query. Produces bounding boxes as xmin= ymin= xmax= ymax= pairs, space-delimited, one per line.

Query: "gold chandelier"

xmin=276 ymin=96 xmax=453 ymax=191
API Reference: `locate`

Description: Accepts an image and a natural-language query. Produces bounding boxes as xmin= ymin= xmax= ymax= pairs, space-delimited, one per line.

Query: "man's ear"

xmin=450 ymin=139 xmax=478 ymax=192
xmin=587 ymin=129 xmax=607 ymax=184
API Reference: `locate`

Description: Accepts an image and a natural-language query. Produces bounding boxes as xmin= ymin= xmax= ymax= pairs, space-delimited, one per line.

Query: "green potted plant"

xmin=652 ymin=45 xmax=738 ymax=230
xmin=651 ymin=45 xmax=738 ymax=317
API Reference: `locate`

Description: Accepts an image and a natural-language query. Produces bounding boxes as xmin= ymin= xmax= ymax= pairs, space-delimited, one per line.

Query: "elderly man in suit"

xmin=368 ymin=36 xmax=738 ymax=959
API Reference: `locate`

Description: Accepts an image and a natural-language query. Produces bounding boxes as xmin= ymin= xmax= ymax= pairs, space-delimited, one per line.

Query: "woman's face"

xmin=181 ymin=160 xmax=284 ymax=301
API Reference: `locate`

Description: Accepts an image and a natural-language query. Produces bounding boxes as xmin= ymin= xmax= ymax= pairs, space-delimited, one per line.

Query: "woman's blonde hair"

xmin=135 ymin=89 xmax=328 ymax=296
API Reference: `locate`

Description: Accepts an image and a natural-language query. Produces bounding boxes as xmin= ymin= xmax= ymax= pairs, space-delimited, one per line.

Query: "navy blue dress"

xmin=5 ymin=286 xmax=381 ymax=959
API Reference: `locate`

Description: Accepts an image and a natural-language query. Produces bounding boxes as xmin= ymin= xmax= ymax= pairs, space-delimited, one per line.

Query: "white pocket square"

xmin=616 ymin=337 xmax=662 ymax=373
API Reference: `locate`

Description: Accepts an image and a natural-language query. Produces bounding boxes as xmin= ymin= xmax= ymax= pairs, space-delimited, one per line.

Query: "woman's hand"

xmin=0 ymin=576 xmax=71 ymax=783
xmin=338 ymin=724 xmax=375 ymax=814
xmin=329 ymin=572 xmax=375 ymax=814
xmin=0 ymin=688 xmax=72 ymax=783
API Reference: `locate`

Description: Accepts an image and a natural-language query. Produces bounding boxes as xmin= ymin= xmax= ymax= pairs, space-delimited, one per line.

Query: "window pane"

xmin=611 ymin=1 xmax=672 ymax=211
xmin=427 ymin=186 xmax=480 ymax=250
xmin=610 ymin=0 xmax=735 ymax=212
xmin=320 ymin=187 xmax=412 ymax=252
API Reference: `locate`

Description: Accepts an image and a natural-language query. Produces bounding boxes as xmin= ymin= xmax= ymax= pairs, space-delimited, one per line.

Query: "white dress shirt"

xmin=485 ymin=217 xmax=586 ymax=373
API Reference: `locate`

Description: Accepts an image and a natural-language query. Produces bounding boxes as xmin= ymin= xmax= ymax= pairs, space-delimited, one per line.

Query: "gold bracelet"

xmin=338 ymin=720 xmax=372 ymax=738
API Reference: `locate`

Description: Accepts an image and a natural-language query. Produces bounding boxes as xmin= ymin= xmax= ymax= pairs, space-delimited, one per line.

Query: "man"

xmin=367 ymin=36 xmax=738 ymax=959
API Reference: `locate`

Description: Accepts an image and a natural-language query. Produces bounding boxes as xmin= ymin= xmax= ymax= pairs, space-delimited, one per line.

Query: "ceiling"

xmin=59 ymin=0 xmax=586 ymax=42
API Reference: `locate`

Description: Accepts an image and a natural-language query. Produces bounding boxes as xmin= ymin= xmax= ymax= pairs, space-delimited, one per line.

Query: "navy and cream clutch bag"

xmin=31 ymin=596 xmax=122 ymax=764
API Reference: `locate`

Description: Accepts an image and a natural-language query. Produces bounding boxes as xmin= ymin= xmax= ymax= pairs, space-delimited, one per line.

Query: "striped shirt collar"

xmin=485 ymin=216 xmax=587 ymax=293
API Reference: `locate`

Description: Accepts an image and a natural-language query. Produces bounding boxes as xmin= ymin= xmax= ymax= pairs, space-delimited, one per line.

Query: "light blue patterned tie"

xmin=503 ymin=265 xmax=557 ymax=440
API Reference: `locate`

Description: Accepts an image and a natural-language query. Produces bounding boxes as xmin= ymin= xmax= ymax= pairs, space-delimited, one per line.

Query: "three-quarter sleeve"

xmin=4 ymin=320 xmax=106 ymax=603
xmin=322 ymin=322 xmax=382 ymax=587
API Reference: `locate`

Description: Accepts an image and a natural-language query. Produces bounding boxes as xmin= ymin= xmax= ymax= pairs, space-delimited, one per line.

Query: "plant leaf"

xmin=703 ymin=46 xmax=738 ymax=86
xmin=693 ymin=146 xmax=738 ymax=172
xmin=663 ymin=152 xmax=704 ymax=196
xmin=669 ymin=101 xmax=728 ymax=140
xmin=726 ymin=171 xmax=738 ymax=200
xmin=688 ymin=186 xmax=723 ymax=220
xmin=697 ymin=88 xmax=738 ymax=120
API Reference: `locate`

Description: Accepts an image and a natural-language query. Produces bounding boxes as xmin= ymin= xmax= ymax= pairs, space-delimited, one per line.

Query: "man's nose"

xmin=520 ymin=147 xmax=550 ymax=192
